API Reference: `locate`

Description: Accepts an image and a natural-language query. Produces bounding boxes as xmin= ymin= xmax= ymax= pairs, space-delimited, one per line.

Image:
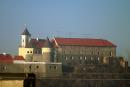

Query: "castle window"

xmin=30 ymin=51 xmax=32 ymax=53
xmin=110 ymin=51 xmax=112 ymax=56
xmin=36 ymin=66 xmax=39 ymax=69
xmin=80 ymin=56 xmax=82 ymax=60
xmin=79 ymin=60 xmax=82 ymax=64
xmin=29 ymin=65 xmax=31 ymax=72
xmin=27 ymin=51 xmax=29 ymax=53
xmin=98 ymin=57 xmax=100 ymax=61
xmin=54 ymin=66 xmax=57 ymax=70
xmin=23 ymin=40 xmax=24 ymax=42
xmin=65 ymin=57 xmax=68 ymax=60
xmin=29 ymin=65 xmax=31 ymax=69
xmin=49 ymin=66 xmax=52 ymax=70
xmin=91 ymin=57 xmax=93 ymax=60
xmin=91 ymin=51 xmax=94 ymax=55
xmin=84 ymin=56 xmax=87 ymax=60
xmin=98 ymin=52 xmax=100 ymax=55
xmin=71 ymin=56 xmax=74 ymax=60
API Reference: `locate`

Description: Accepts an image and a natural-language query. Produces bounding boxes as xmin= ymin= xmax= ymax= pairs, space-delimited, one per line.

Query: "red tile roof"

xmin=14 ymin=56 xmax=25 ymax=60
xmin=54 ymin=37 xmax=116 ymax=47
xmin=0 ymin=54 xmax=13 ymax=63
xmin=29 ymin=38 xmax=46 ymax=48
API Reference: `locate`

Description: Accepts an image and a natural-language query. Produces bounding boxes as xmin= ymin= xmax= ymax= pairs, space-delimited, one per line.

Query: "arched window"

xmin=91 ymin=57 xmax=93 ymax=60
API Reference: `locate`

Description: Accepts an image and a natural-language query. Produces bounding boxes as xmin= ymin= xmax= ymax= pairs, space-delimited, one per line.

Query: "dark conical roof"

xmin=21 ymin=28 xmax=31 ymax=36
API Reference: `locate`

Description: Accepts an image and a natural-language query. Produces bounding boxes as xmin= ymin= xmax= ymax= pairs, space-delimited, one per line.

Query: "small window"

xmin=91 ymin=51 xmax=94 ymax=55
xmin=98 ymin=52 xmax=100 ymax=55
xmin=4 ymin=66 xmax=7 ymax=70
xmin=71 ymin=56 xmax=74 ymax=60
xmin=84 ymin=57 xmax=87 ymax=60
xmin=65 ymin=57 xmax=68 ymax=60
xmin=110 ymin=51 xmax=112 ymax=56
xmin=23 ymin=40 xmax=24 ymax=42
xmin=49 ymin=66 xmax=52 ymax=70
xmin=30 ymin=51 xmax=32 ymax=53
xmin=27 ymin=51 xmax=29 ymax=53
xmin=54 ymin=66 xmax=57 ymax=70
xmin=29 ymin=65 xmax=31 ymax=69
xmin=36 ymin=66 xmax=39 ymax=69
xmin=80 ymin=56 xmax=82 ymax=60
xmin=98 ymin=57 xmax=100 ymax=61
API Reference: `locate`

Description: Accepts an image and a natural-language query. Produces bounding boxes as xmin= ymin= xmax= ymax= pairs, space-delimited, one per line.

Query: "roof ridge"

xmin=55 ymin=37 xmax=106 ymax=40
xmin=54 ymin=37 xmax=116 ymax=47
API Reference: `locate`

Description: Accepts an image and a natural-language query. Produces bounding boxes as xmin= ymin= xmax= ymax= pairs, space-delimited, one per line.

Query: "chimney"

xmin=36 ymin=37 xmax=39 ymax=41
xmin=3 ymin=53 xmax=7 ymax=55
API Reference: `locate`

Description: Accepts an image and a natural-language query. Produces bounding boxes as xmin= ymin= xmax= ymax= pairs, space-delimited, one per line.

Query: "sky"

xmin=0 ymin=0 xmax=130 ymax=60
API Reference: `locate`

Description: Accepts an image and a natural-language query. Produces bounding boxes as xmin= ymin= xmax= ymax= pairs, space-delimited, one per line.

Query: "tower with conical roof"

xmin=19 ymin=25 xmax=33 ymax=59
xmin=21 ymin=26 xmax=31 ymax=47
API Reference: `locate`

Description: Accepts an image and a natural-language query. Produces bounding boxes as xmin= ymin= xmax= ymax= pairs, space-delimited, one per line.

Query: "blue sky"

xmin=0 ymin=0 xmax=130 ymax=59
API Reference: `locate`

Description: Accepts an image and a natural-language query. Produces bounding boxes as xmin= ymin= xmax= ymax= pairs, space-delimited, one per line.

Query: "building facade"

xmin=18 ymin=27 xmax=120 ymax=73
xmin=52 ymin=38 xmax=116 ymax=67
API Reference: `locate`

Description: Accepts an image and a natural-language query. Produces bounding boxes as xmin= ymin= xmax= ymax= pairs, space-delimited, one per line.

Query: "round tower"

xmin=21 ymin=26 xmax=31 ymax=47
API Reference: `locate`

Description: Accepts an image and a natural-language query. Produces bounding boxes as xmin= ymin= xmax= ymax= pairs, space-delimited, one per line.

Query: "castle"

xmin=0 ymin=26 xmax=129 ymax=79
xmin=19 ymin=27 xmax=117 ymax=64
